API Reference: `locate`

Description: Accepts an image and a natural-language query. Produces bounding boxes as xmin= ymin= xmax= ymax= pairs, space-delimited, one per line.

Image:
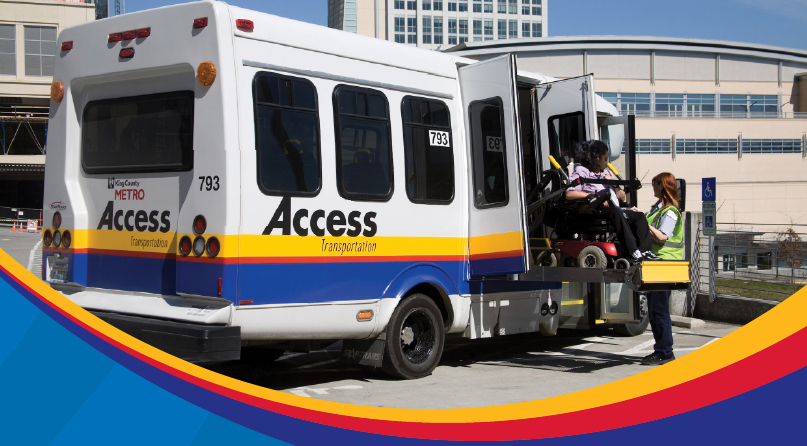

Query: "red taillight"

xmin=193 ymin=215 xmax=207 ymax=234
xmin=236 ymin=19 xmax=254 ymax=32
xmin=61 ymin=41 xmax=73 ymax=51
xmin=193 ymin=17 xmax=208 ymax=29
xmin=119 ymin=48 xmax=134 ymax=59
xmin=122 ymin=30 xmax=137 ymax=40
xmin=62 ymin=230 xmax=72 ymax=249
xmin=53 ymin=212 xmax=62 ymax=229
xmin=179 ymin=236 xmax=192 ymax=256
xmin=108 ymin=32 xmax=123 ymax=43
xmin=43 ymin=230 xmax=52 ymax=247
xmin=206 ymin=237 xmax=220 ymax=257
xmin=137 ymin=28 xmax=150 ymax=38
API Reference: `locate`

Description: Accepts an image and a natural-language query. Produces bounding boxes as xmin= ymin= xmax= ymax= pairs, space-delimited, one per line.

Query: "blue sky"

xmin=126 ymin=0 xmax=807 ymax=51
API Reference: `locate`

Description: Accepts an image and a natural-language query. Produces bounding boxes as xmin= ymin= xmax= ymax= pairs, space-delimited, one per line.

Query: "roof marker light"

xmin=108 ymin=32 xmax=123 ymax=43
xmin=193 ymin=17 xmax=208 ymax=29
xmin=50 ymin=81 xmax=64 ymax=103
xmin=137 ymin=28 xmax=151 ymax=38
xmin=196 ymin=61 xmax=216 ymax=86
xmin=61 ymin=41 xmax=73 ymax=51
xmin=122 ymin=30 xmax=137 ymax=40
xmin=235 ymin=19 xmax=253 ymax=32
xmin=119 ymin=48 xmax=134 ymax=59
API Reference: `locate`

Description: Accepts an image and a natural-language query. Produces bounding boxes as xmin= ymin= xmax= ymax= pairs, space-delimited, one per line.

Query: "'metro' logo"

xmin=108 ymin=178 xmax=115 ymax=189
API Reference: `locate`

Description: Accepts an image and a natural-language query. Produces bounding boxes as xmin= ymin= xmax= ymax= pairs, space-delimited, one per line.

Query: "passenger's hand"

xmin=604 ymin=172 xmax=613 ymax=180
xmin=616 ymin=189 xmax=626 ymax=201
xmin=603 ymin=201 xmax=610 ymax=207
xmin=628 ymin=206 xmax=638 ymax=212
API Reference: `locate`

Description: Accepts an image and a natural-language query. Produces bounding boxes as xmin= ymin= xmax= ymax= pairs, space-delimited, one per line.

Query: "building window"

xmin=407 ymin=17 xmax=417 ymax=44
xmin=497 ymin=20 xmax=507 ymax=39
xmin=636 ymin=139 xmax=672 ymax=154
xmin=434 ymin=1 xmax=443 ymax=10
xmin=434 ymin=18 xmax=443 ymax=44
xmin=459 ymin=19 xmax=468 ymax=35
xmin=459 ymin=3 xmax=468 ymax=12
xmin=601 ymin=93 xmax=618 ymax=108
xmin=407 ymin=0 xmax=417 ymax=10
xmin=484 ymin=3 xmax=493 ymax=12
xmin=448 ymin=2 xmax=457 ymax=11
xmin=522 ymin=21 xmax=530 ymax=37
xmin=750 ymin=95 xmax=778 ymax=117
xmin=523 ymin=5 xmax=530 ymax=14
xmin=401 ymin=97 xmax=455 ymax=203
xmin=24 ymin=26 xmax=57 ymax=77
xmin=532 ymin=0 xmax=542 ymax=14
xmin=449 ymin=36 xmax=458 ymax=45
xmin=473 ymin=3 xmax=482 ymax=12
xmin=655 ymin=94 xmax=684 ymax=118
xmin=602 ymin=92 xmax=651 ymax=116
xmin=484 ymin=20 xmax=493 ymax=36
xmin=742 ymin=139 xmax=801 ymax=154
xmin=508 ymin=0 xmax=517 ymax=13
xmin=253 ymin=73 xmax=321 ymax=196
xmin=395 ymin=0 xmax=405 ymax=9
xmin=395 ymin=34 xmax=406 ymax=43
xmin=333 ymin=85 xmax=394 ymax=201
xmin=686 ymin=94 xmax=715 ymax=117
xmin=532 ymin=22 xmax=542 ymax=37
xmin=395 ymin=17 xmax=405 ymax=43
xmin=508 ymin=20 xmax=517 ymax=38
xmin=720 ymin=94 xmax=747 ymax=118
xmin=498 ymin=0 xmax=506 ymax=13
xmin=423 ymin=0 xmax=431 ymax=10
xmin=449 ymin=19 xmax=457 ymax=34
xmin=0 ymin=24 xmax=15 ymax=76
xmin=473 ymin=20 xmax=482 ymax=35
xmin=423 ymin=17 xmax=432 ymax=44
xmin=460 ymin=36 xmax=469 ymax=44
xmin=676 ymin=139 xmax=738 ymax=154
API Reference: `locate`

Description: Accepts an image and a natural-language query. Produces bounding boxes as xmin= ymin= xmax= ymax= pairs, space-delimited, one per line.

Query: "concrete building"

xmin=447 ymin=36 xmax=807 ymax=227
xmin=328 ymin=0 xmax=546 ymax=50
xmin=0 ymin=0 xmax=95 ymax=211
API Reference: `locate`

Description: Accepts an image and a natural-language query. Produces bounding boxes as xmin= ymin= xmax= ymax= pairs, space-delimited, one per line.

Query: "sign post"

xmin=702 ymin=178 xmax=716 ymax=302
xmin=26 ymin=220 xmax=38 ymax=233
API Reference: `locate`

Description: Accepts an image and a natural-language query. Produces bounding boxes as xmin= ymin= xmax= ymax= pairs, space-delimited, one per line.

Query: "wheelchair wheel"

xmin=614 ymin=258 xmax=631 ymax=270
xmin=578 ymin=246 xmax=607 ymax=269
xmin=535 ymin=251 xmax=557 ymax=267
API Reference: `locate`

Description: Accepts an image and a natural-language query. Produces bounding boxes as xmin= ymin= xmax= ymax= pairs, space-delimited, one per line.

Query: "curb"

xmin=670 ymin=315 xmax=706 ymax=329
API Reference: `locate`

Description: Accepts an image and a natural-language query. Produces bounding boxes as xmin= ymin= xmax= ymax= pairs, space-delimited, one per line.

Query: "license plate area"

xmin=47 ymin=255 xmax=69 ymax=283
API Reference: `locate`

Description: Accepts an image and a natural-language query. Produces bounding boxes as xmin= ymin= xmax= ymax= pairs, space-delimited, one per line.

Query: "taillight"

xmin=108 ymin=32 xmax=123 ymax=43
xmin=193 ymin=17 xmax=208 ymax=29
xmin=43 ymin=230 xmax=52 ymax=247
xmin=179 ymin=236 xmax=192 ymax=256
xmin=61 ymin=41 xmax=73 ymax=51
xmin=206 ymin=237 xmax=220 ymax=257
xmin=137 ymin=28 xmax=150 ymax=38
xmin=62 ymin=230 xmax=72 ymax=249
xmin=193 ymin=215 xmax=207 ymax=234
xmin=236 ymin=19 xmax=253 ymax=32
xmin=53 ymin=212 xmax=61 ymax=229
xmin=193 ymin=237 xmax=206 ymax=256
xmin=53 ymin=231 xmax=62 ymax=248
xmin=120 ymin=48 xmax=134 ymax=59
xmin=122 ymin=30 xmax=137 ymax=40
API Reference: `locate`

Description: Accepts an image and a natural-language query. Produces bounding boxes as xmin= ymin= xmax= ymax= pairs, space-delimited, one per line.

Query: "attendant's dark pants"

xmin=647 ymin=290 xmax=674 ymax=357
xmin=600 ymin=207 xmax=652 ymax=257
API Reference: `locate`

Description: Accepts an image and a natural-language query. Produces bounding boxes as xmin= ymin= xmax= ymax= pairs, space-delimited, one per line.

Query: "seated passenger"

xmin=564 ymin=140 xmax=659 ymax=263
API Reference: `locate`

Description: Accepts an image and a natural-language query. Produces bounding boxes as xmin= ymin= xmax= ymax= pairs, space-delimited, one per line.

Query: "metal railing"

xmin=0 ymin=206 xmax=43 ymax=227
xmin=620 ymin=110 xmax=807 ymax=119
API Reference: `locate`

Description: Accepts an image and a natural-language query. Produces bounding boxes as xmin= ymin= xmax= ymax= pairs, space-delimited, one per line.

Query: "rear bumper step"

xmin=90 ymin=311 xmax=241 ymax=362
xmin=517 ymin=262 xmax=690 ymax=292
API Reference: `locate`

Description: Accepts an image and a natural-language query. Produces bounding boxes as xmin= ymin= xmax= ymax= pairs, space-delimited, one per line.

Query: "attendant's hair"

xmin=652 ymin=172 xmax=679 ymax=209
xmin=574 ymin=140 xmax=609 ymax=171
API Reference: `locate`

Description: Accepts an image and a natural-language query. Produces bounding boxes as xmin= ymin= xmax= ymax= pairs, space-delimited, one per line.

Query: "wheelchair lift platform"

xmin=516 ymin=261 xmax=690 ymax=292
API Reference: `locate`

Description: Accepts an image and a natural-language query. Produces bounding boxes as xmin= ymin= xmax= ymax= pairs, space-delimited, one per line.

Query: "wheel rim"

xmin=583 ymin=254 xmax=597 ymax=268
xmin=399 ymin=308 xmax=436 ymax=365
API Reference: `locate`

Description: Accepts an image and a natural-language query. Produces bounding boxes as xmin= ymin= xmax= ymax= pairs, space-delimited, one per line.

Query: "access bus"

xmin=42 ymin=0 xmax=689 ymax=379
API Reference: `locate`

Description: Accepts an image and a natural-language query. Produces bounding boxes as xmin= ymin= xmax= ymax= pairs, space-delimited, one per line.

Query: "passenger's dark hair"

xmin=574 ymin=140 xmax=610 ymax=171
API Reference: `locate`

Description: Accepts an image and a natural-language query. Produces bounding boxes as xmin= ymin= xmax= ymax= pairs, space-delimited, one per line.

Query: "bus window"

xmin=254 ymin=73 xmax=321 ymax=196
xmin=469 ymin=97 xmax=508 ymax=208
xmin=334 ymin=85 xmax=393 ymax=201
xmin=82 ymin=91 xmax=194 ymax=174
xmin=401 ymin=96 xmax=454 ymax=204
xmin=548 ymin=112 xmax=585 ymax=168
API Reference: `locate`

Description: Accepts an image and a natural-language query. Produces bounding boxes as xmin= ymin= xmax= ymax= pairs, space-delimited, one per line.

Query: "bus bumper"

xmin=90 ymin=311 xmax=241 ymax=362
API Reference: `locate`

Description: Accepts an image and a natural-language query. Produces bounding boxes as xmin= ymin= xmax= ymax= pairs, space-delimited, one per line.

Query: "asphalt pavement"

xmin=0 ymin=226 xmax=42 ymax=277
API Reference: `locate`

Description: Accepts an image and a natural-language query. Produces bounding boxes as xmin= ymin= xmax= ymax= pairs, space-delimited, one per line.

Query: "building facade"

xmin=447 ymin=36 xmax=807 ymax=227
xmin=328 ymin=0 xmax=546 ymax=50
xmin=0 ymin=0 xmax=94 ymax=210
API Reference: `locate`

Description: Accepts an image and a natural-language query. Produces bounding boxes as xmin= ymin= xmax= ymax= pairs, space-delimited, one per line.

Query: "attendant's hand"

xmin=616 ymin=189 xmax=626 ymax=201
xmin=628 ymin=206 xmax=638 ymax=212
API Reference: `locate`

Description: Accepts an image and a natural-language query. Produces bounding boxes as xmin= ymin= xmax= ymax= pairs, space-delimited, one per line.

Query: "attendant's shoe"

xmin=641 ymin=351 xmax=675 ymax=365
xmin=641 ymin=251 xmax=661 ymax=261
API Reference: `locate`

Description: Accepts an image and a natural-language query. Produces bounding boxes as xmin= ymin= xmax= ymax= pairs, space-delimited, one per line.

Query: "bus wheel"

xmin=614 ymin=312 xmax=649 ymax=336
xmin=382 ymin=294 xmax=445 ymax=379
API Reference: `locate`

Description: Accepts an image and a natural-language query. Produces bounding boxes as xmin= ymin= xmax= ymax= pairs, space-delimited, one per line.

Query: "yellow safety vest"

xmin=646 ymin=202 xmax=684 ymax=260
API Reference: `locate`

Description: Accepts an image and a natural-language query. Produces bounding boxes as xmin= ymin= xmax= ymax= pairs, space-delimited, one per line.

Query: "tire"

xmin=578 ymin=245 xmax=607 ymax=269
xmin=614 ymin=312 xmax=649 ymax=336
xmin=614 ymin=258 xmax=631 ymax=270
xmin=535 ymin=251 xmax=557 ymax=267
xmin=381 ymin=294 xmax=445 ymax=379
xmin=240 ymin=346 xmax=285 ymax=364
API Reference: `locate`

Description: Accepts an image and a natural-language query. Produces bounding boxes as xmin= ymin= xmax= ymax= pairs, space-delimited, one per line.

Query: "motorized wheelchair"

xmin=525 ymin=155 xmax=643 ymax=270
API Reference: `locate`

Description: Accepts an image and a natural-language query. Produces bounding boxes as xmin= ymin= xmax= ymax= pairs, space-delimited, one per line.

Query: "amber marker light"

xmin=357 ymin=310 xmax=374 ymax=321
xmin=196 ymin=61 xmax=216 ymax=86
xmin=51 ymin=81 xmax=64 ymax=103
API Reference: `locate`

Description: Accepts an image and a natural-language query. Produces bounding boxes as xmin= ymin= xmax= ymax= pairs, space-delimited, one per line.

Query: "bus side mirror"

xmin=677 ymin=179 xmax=686 ymax=213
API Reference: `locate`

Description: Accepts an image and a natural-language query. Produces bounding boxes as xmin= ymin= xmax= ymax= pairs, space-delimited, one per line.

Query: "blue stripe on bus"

xmin=470 ymin=255 xmax=526 ymax=277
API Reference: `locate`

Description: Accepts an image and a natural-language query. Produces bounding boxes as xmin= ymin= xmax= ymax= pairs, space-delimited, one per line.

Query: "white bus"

xmin=42 ymin=0 xmax=689 ymax=379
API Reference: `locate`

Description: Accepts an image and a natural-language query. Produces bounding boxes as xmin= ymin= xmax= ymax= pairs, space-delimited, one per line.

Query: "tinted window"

xmin=548 ymin=112 xmax=585 ymax=165
xmin=401 ymin=97 xmax=454 ymax=203
xmin=82 ymin=91 xmax=194 ymax=174
xmin=254 ymin=73 xmax=321 ymax=196
xmin=469 ymin=98 xmax=508 ymax=208
xmin=334 ymin=86 xmax=393 ymax=201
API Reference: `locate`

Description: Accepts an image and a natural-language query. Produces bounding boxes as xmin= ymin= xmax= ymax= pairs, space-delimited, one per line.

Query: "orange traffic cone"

xmin=10 ymin=222 xmax=17 ymax=232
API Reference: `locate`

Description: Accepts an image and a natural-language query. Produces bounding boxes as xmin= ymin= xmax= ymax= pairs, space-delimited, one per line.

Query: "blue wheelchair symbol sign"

xmin=705 ymin=216 xmax=713 ymax=228
xmin=702 ymin=178 xmax=716 ymax=202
